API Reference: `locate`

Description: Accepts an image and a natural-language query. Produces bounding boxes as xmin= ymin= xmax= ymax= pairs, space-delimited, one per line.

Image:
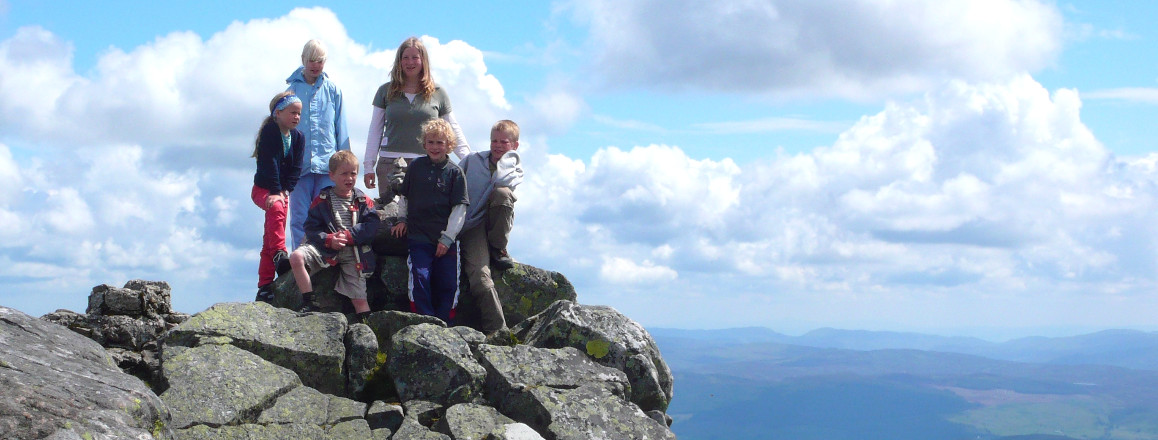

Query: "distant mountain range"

xmin=651 ymin=327 xmax=1158 ymax=370
xmin=651 ymin=327 xmax=1158 ymax=440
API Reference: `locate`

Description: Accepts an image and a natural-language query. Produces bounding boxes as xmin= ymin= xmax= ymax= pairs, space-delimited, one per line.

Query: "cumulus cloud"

xmin=564 ymin=0 xmax=1063 ymax=98
xmin=514 ymin=74 xmax=1158 ymax=329
xmin=0 ymin=8 xmax=510 ymax=170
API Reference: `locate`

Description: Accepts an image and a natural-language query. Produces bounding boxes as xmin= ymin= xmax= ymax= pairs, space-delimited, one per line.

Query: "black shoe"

xmin=352 ymin=311 xmax=370 ymax=325
xmin=255 ymin=284 xmax=275 ymax=304
xmin=299 ymin=292 xmax=321 ymax=313
xmin=273 ymin=250 xmax=291 ymax=276
xmin=491 ymin=248 xmax=516 ymax=271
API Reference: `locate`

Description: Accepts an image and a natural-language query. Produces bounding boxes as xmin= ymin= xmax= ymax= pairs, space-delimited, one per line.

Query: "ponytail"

xmin=251 ymin=91 xmax=298 ymax=158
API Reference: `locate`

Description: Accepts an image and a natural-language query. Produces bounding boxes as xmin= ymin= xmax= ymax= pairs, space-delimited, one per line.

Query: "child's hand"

xmin=265 ymin=193 xmax=284 ymax=209
xmin=435 ymin=243 xmax=449 ymax=258
xmin=364 ymin=173 xmax=377 ymax=189
xmin=325 ymin=231 xmax=349 ymax=250
xmin=391 ymin=222 xmax=407 ymax=238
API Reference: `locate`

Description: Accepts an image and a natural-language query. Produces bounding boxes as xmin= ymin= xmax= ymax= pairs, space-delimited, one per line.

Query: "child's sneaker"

xmin=299 ymin=292 xmax=321 ymax=313
xmin=491 ymin=248 xmax=516 ymax=271
xmin=255 ymin=284 xmax=275 ymax=304
xmin=273 ymin=250 xmax=291 ymax=276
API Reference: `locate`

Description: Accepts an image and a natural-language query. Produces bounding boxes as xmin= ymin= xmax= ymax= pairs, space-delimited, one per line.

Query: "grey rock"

xmin=366 ymin=400 xmax=404 ymax=432
xmin=0 ymin=306 xmax=172 ymax=440
xmin=124 ymin=279 xmax=174 ymax=317
xmin=173 ymin=423 xmax=325 ymax=440
xmin=647 ymin=409 xmax=674 ymax=427
xmin=88 ymin=284 xmax=144 ymax=316
xmin=388 ymin=324 xmax=487 ymax=404
xmin=257 ymin=385 xmax=327 ymax=425
xmin=402 ymin=399 xmax=444 ymax=427
xmin=164 ymin=301 xmax=348 ymax=395
xmin=435 ymin=403 xmax=535 ymax=440
xmin=160 ymin=344 xmax=300 ymax=429
xmin=496 ymin=422 xmax=549 ymax=440
xmin=345 ymin=322 xmax=379 ymax=399
xmin=505 ymin=383 xmax=675 ymax=440
xmin=364 ymin=310 xmax=446 ymax=351
xmin=492 ymin=264 xmax=577 ymax=327
xmin=327 ymin=418 xmax=373 ymax=438
xmin=394 ymin=417 xmax=452 ymax=440
xmin=327 ymin=395 xmax=368 ymax=425
xmin=520 ymin=300 xmax=673 ymax=412
xmin=477 ymin=345 xmax=631 ymax=401
xmin=41 ymin=309 xmax=165 ymax=351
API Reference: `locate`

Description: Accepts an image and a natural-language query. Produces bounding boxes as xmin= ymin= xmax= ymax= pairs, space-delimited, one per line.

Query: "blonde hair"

xmin=301 ymin=39 xmax=327 ymax=64
xmin=251 ymin=91 xmax=297 ymax=158
xmin=329 ymin=150 xmax=359 ymax=173
xmin=491 ymin=120 xmax=520 ymax=142
xmin=388 ymin=37 xmax=435 ymax=100
xmin=422 ymin=118 xmax=457 ymax=147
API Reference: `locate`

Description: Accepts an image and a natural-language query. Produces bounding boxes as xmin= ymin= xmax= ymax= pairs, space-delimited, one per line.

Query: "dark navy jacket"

xmin=253 ymin=120 xmax=305 ymax=193
xmin=304 ymin=187 xmax=380 ymax=275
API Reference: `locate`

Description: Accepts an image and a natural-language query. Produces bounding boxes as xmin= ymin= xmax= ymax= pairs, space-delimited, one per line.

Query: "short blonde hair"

xmin=491 ymin=120 xmax=520 ymax=142
xmin=328 ymin=150 xmax=359 ymax=173
xmin=301 ymin=39 xmax=327 ymax=64
xmin=421 ymin=118 xmax=457 ymax=146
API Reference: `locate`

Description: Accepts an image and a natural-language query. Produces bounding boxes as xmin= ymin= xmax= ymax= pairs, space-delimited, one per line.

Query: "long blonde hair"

xmin=251 ymin=91 xmax=297 ymax=158
xmin=387 ymin=37 xmax=436 ymax=101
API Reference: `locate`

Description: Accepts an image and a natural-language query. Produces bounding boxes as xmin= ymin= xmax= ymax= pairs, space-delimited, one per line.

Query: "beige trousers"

xmin=460 ymin=186 xmax=516 ymax=332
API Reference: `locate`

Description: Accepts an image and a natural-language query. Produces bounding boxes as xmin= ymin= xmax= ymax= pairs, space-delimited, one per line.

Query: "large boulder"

xmin=163 ymin=302 xmax=349 ymax=395
xmin=161 ymin=344 xmax=301 ymax=429
xmin=517 ymin=300 xmax=674 ymax=412
xmin=474 ymin=344 xmax=669 ymax=439
xmin=506 ymin=383 xmax=676 ymax=440
xmin=41 ymin=279 xmax=190 ymax=386
xmin=491 ymin=264 xmax=577 ymax=326
xmin=0 ymin=306 xmax=173 ymax=439
xmin=387 ymin=323 xmax=487 ymax=404
xmin=435 ymin=403 xmax=545 ymax=440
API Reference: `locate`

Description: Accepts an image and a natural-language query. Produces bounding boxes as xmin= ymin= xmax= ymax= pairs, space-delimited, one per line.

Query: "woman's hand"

xmin=435 ymin=243 xmax=449 ymax=258
xmin=364 ymin=173 xmax=377 ymax=189
xmin=391 ymin=222 xmax=407 ymax=238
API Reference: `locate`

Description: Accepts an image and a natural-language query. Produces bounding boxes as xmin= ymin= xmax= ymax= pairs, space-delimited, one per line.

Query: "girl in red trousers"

xmin=251 ymin=91 xmax=304 ymax=302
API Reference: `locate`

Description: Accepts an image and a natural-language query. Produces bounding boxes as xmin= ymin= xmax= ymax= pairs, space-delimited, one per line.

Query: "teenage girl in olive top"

xmin=363 ymin=36 xmax=471 ymax=200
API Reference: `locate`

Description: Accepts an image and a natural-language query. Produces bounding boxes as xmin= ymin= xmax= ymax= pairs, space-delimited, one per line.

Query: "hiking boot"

xmin=299 ymin=292 xmax=321 ymax=313
xmin=491 ymin=248 xmax=516 ymax=271
xmin=273 ymin=250 xmax=291 ymax=276
xmin=255 ymin=284 xmax=275 ymax=304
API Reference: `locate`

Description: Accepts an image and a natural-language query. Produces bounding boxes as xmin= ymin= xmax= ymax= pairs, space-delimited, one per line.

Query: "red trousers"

xmin=251 ymin=185 xmax=288 ymax=286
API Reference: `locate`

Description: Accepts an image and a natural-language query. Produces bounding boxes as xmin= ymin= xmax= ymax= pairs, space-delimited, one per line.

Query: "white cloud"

xmin=0 ymin=8 xmax=511 ymax=169
xmin=599 ymin=256 xmax=678 ymax=284
xmin=511 ymin=74 xmax=1158 ymax=331
xmin=564 ymin=0 xmax=1063 ymax=98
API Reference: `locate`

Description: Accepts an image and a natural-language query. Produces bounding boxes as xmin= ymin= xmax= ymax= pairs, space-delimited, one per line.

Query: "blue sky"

xmin=2 ymin=1 xmax=1157 ymax=340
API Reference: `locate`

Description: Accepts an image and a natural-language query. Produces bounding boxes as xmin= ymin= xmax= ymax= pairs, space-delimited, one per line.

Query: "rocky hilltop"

xmin=0 ymin=259 xmax=676 ymax=440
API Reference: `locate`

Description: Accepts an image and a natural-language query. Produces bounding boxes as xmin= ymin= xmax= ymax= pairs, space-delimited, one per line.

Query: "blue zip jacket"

xmin=286 ymin=67 xmax=351 ymax=175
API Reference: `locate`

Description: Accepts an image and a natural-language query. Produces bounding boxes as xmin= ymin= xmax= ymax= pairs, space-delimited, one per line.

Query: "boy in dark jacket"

xmin=289 ymin=150 xmax=380 ymax=321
